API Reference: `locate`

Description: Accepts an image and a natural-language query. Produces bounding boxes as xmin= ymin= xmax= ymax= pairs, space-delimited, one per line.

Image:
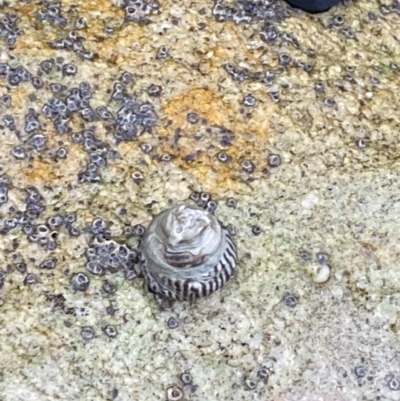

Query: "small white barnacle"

xmin=139 ymin=204 xmax=238 ymax=301
xmin=310 ymin=262 xmax=331 ymax=284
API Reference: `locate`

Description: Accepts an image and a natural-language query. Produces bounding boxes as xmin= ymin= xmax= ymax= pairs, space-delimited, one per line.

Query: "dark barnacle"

xmin=189 ymin=191 xmax=200 ymax=204
xmin=56 ymin=147 xmax=68 ymax=160
xmin=110 ymin=82 xmax=126 ymax=101
xmin=70 ymin=272 xmax=90 ymax=291
xmin=79 ymin=80 xmax=91 ymax=93
xmin=25 ymin=120 xmax=39 ymax=133
xmin=332 ymin=14 xmax=344 ymax=26
xmin=11 ymin=146 xmax=27 ymax=160
xmin=71 ymin=132 xmax=83 ymax=143
xmin=167 ymin=317 xmax=179 ymax=329
xmin=341 ymin=28 xmax=356 ymax=40
xmin=119 ymin=71 xmax=133 ymax=84
xmin=131 ymin=171 xmax=144 ymax=183
xmin=64 ymin=213 xmax=76 ymax=225
xmin=32 ymin=76 xmax=44 ymax=89
xmin=37 ymin=224 xmax=50 ymax=237
xmin=260 ymin=24 xmax=278 ymax=44
xmin=282 ymin=293 xmax=297 ymax=307
xmin=77 ymin=50 xmax=95 ymax=61
xmin=50 ymin=83 xmax=63 ymax=94
xmin=0 ymin=63 xmax=10 ymax=76
xmin=380 ymin=4 xmax=393 ymax=15
xmin=39 ymin=258 xmax=57 ymax=270
xmin=86 ymin=261 xmax=104 ymax=276
xmin=24 ymin=273 xmax=37 ymax=285
xmin=245 ymin=378 xmax=259 ymax=390
xmin=306 ymin=48 xmax=316 ymax=58
xmin=324 ymin=98 xmax=336 ymax=108
xmin=80 ymin=107 xmax=97 ymax=122
xmin=217 ymin=152 xmax=232 ymax=163
xmin=0 ymin=186 xmax=8 ymax=205
xmin=226 ymin=224 xmax=237 ymax=237
xmin=4 ymin=218 xmax=17 ymax=230
xmin=15 ymin=262 xmax=27 ymax=274
xmin=268 ymin=154 xmax=281 ymax=167
xmin=370 ymin=76 xmax=380 ymax=85
xmin=354 ymin=366 xmax=367 ymax=379
xmin=356 ymin=139 xmax=367 ymax=149
xmin=197 ymin=192 xmax=210 ymax=208
xmin=156 ymin=45 xmax=168 ymax=59
xmin=27 ymin=134 xmax=47 ymax=151
xmin=251 ymin=225 xmax=262 ymax=236
xmin=78 ymin=167 xmax=102 ymax=183
xmin=314 ymin=81 xmax=325 ymax=93
xmin=103 ymin=325 xmax=118 ymax=338
xmin=91 ymin=218 xmax=107 ymax=235
xmin=15 ymin=66 xmax=32 ymax=82
xmin=316 ymin=252 xmax=329 ymax=264
xmin=280 ymin=32 xmax=300 ymax=48
xmin=186 ymin=112 xmax=199 ymax=124
xmin=102 ymin=281 xmax=117 ymax=294
xmin=48 ymin=38 xmax=69 ymax=50
xmin=241 ymin=160 xmax=255 ymax=173
xmin=227 ymin=63 xmax=248 ymax=82
xmin=3 ymin=114 xmax=15 ymax=127
xmin=264 ymin=72 xmax=274 ymax=87
xmin=166 ymin=385 xmax=183 ymax=401
xmin=132 ymin=224 xmax=145 ymax=237
xmin=160 ymin=154 xmax=172 ymax=162
xmin=40 ymin=60 xmax=54 ymax=74
xmin=257 ymin=367 xmax=269 ymax=380
xmin=47 ymin=214 xmax=64 ymax=229
xmin=53 ymin=116 xmax=70 ymax=134
xmin=147 ymin=84 xmax=162 ymax=97
xmin=243 ymin=95 xmax=256 ymax=107
xmin=279 ymin=53 xmax=291 ymax=66
xmin=226 ymin=198 xmax=237 ymax=209
xmin=269 ymin=91 xmax=280 ymax=103
xmin=8 ymin=73 xmax=21 ymax=87
xmin=68 ymin=226 xmax=81 ymax=237
xmin=62 ymin=63 xmax=78 ymax=76
xmin=80 ymin=326 xmax=95 ymax=341
xmin=0 ymin=95 xmax=11 ymax=107
xmin=205 ymin=200 xmax=217 ymax=214
xmin=96 ymin=106 xmax=114 ymax=120
xmin=140 ymin=143 xmax=152 ymax=154
xmin=386 ymin=375 xmax=400 ymax=391
xmin=298 ymin=62 xmax=313 ymax=73
xmin=75 ymin=17 xmax=87 ymax=30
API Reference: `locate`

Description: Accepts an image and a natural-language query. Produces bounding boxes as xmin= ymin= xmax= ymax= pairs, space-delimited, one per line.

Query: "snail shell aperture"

xmin=140 ymin=204 xmax=238 ymax=301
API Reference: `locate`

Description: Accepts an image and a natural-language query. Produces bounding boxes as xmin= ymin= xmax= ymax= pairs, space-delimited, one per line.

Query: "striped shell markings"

xmin=140 ymin=204 xmax=238 ymax=301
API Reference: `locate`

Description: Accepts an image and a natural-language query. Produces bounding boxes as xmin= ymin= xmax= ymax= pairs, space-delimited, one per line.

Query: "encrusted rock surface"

xmin=0 ymin=0 xmax=400 ymax=400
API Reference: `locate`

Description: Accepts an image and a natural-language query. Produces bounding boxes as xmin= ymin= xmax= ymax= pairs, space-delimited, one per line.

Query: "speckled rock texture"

xmin=0 ymin=0 xmax=400 ymax=400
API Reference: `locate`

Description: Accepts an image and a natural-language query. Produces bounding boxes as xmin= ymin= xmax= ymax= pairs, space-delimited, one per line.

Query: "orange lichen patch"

xmin=23 ymin=159 xmax=58 ymax=183
xmin=163 ymin=88 xmax=223 ymax=127
xmin=162 ymin=87 xmax=276 ymax=148
xmin=158 ymin=88 xmax=276 ymax=191
xmin=22 ymin=147 xmax=86 ymax=185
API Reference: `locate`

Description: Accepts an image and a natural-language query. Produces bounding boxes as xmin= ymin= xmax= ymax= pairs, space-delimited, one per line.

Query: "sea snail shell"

xmin=140 ymin=204 xmax=238 ymax=301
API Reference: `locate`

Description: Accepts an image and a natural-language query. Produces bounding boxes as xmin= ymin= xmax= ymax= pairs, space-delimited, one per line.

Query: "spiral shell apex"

xmin=140 ymin=204 xmax=238 ymax=301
